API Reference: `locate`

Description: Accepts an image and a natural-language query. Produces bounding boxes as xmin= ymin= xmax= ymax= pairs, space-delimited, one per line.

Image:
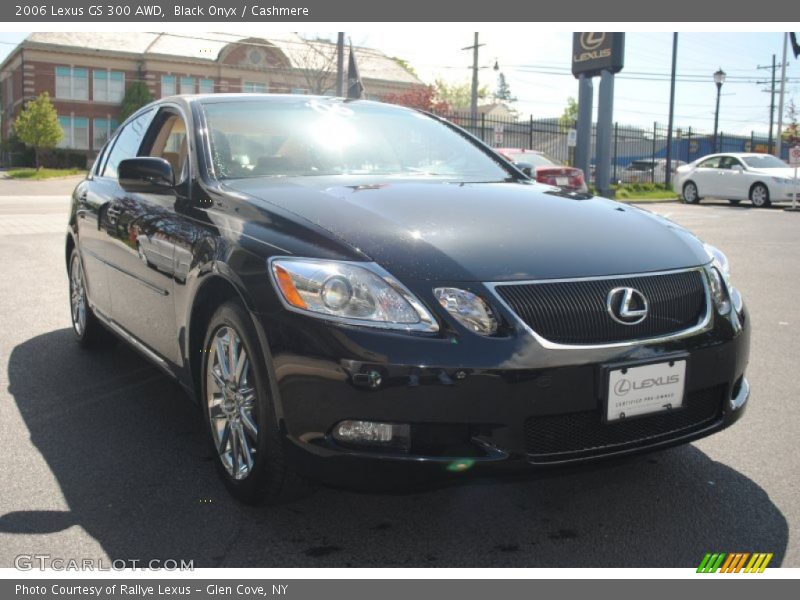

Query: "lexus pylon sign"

xmin=572 ymin=32 xmax=625 ymax=78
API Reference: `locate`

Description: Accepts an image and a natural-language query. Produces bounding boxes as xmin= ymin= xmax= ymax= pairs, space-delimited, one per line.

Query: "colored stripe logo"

xmin=697 ymin=552 xmax=773 ymax=573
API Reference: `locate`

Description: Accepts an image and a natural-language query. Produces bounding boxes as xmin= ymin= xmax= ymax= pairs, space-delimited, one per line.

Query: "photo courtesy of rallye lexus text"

xmin=65 ymin=93 xmax=750 ymax=504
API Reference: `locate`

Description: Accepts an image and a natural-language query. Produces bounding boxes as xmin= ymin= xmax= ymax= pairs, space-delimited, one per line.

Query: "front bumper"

xmin=256 ymin=299 xmax=750 ymax=480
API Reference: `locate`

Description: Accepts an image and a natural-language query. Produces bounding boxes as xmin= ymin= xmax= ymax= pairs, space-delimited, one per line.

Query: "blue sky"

xmin=1 ymin=30 xmax=794 ymax=135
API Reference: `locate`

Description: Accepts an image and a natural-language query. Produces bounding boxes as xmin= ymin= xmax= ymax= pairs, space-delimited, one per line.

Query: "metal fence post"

xmin=529 ymin=115 xmax=533 ymax=150
xmin=652 ymin=122 xmax=657 ymax=184
xmin=687 ymin=127 xmax=692 ymax=162
xmin=480 ymin=113 xmax=486 ymax=143
xmin=613 ymin=122 xmax=619 ymax=182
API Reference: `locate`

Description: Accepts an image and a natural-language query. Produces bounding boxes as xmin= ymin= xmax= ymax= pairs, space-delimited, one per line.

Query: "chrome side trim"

xmin=81 ymin=247 xmax=169 ymax=296
xmin=485 ymin=266 xmax=714 ymax=350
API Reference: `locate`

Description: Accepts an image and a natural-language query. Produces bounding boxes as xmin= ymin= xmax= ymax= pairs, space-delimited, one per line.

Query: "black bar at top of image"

xmin=0 ymin=0 xmax=794 ymax=22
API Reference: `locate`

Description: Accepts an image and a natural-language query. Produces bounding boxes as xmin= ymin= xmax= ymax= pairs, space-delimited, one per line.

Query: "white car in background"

xmin=674 ymin=152 xmax=797 ymax=207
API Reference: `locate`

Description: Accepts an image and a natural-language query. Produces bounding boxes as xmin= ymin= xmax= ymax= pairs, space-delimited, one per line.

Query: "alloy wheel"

xmin=69 ymin=255 xmax=87 ymax=337
xmin=683 ymin=183 xmax=698 ymax=203
xmin=206 ymin=325 xmax=258 ymax=481
xmin=751 ymin=185 xmax=768 ymax=207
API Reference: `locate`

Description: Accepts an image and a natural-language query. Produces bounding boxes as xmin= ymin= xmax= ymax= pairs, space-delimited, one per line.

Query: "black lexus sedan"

xmin=66 ymin=94 xmax=750 ymax=504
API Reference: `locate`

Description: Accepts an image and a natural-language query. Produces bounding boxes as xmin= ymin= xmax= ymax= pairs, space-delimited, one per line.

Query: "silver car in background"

xmin=675 ymin=153 xmax=797 ymax=207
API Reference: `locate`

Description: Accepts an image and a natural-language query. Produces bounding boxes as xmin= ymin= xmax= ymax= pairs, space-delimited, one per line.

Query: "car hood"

xmin=224 ymin=178 xmax=710 ymax=282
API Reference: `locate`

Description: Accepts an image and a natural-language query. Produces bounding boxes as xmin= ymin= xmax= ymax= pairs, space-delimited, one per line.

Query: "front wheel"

xmin=750 ymin=183 xmax=771 ymax=208
xmin=682 ymin=181 xmax=700 ymax=204
xmin=201 ymin=300 xmax=308 ymax=505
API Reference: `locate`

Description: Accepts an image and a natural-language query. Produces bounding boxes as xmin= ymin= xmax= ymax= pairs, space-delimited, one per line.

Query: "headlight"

xmin=704 ymin=243 xmax=730 ymax=279
xmin=772 ymin=176 xmax=791 ymax=184
xmin=270 ymin=258 xmax=438 ymax=332
xmin=703 ymin=243 xmax=733 ymax=314
xmin=433 ymin=287 xmax=498 ymax=335
xmin=707 ymin=267 xmax=731 ymax=314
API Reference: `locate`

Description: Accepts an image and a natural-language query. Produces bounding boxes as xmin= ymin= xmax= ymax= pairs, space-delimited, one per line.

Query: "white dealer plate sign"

xmin=606 ymin=360 xmax=686 ymax=422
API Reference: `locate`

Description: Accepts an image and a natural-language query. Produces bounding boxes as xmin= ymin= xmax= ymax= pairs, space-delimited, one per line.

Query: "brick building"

xmin=0 ymin=32 xmax=423 ymax=163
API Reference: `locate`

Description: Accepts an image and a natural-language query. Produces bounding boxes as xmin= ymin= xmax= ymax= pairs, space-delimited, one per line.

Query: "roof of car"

xmin=160 ymin=94 xmax=413 ymax=110
xmin=700 ymin=152 xmax=768 ymax=158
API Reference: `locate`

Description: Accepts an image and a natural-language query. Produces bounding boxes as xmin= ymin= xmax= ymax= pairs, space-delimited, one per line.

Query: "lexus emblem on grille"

xmin=606 ymin=287 xmax=649 ymax=325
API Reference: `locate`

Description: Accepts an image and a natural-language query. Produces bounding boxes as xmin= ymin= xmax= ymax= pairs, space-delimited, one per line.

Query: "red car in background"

xmin=496 ymin=148 xmax=588 ymax=193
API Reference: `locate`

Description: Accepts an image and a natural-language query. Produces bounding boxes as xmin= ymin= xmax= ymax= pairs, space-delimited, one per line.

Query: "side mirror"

xmin=731 ymin=165 xmax=744 ymax=173
xmin=514 ymin=161 xmax=534 ymax=177
xmin=118 ymin=157 xmax=175 ymax=193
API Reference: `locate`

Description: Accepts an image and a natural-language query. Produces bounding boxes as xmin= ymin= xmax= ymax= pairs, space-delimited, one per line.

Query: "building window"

xmin=58 ymin=116 xmax=89 ymax=150
xmin=55 ymin=66 xmax=88 ymax=101
xmin=93 ymin=117 xmax=119 ymax=150
xmin=179 ymin=76 xmax=195 ymax=95
xmin=161 ymin=75 xmax=176 ymax=98
xmin=291 ymin=88 xmax=309 ymax=95
xmin=93 ymin=70 xmax=125 ymax=103
xmin=199 ymin=78 xmax=214 ymax=94
xmin=242 ymin=81 xmax=267 ymax=93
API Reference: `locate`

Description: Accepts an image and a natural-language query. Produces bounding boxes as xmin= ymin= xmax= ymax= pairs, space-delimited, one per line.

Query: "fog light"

xmin=333 ymin=420 xmax=411 ymax=451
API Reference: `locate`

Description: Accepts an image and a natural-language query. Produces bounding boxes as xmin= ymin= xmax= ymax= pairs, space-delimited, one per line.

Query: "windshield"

xmin=628 ymin=160 xmax=655 ymax=171
xmin=742 ymin=155 xmax=788 ymax=169
xmin=505 ymin=152 xmax=558 ymax=167
xmin=201 ymin=98 xmax=511 ymax=182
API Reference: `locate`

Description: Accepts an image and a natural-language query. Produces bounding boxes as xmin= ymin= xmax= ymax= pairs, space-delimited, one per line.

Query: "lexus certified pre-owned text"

xmin=66 ymin=95 xmax=750 ymax=503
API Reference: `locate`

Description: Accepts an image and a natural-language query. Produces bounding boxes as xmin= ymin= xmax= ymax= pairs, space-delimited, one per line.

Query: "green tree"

xmin=13 ymin=92 xmax=62 ymax=170
xmin=558 ymin=96 xmax=579 ymax=132
xmin=495 ymin=72 xmax=516 ymax=102
xmin=120 ymin=81 xmax=154 ymax=121
xmin=782 ymin=98 xmax=799 ymax=145
xmin=392 ymin=57 xmax=418 ymax=78
xmin=434 ymin=78 xmax=489 ymax=111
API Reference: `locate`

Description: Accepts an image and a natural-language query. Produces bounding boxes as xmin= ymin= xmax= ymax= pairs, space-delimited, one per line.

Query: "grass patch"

xmin=6 ymin=167 xmax=85 ymax=180
xmin=589 ymin=182 xmax=678 ymax=202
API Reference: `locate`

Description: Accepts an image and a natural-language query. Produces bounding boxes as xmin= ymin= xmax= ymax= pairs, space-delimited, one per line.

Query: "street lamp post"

xmin=713 ymin=68 xmax=726 ymax=153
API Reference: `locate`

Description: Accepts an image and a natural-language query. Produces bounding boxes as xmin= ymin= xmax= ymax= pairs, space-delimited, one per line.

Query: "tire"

xmin=750 ymin=183 xmax=771 ymax=208
xmin=200 ymin=300 xmax=308 ymax=505
xmin=682 ymin=181 xmax=700 ymax=204
xmin=68 ymin=248 xmax=109 ymax=349
xmin=728 ymin=199 xmax=742 ymax=205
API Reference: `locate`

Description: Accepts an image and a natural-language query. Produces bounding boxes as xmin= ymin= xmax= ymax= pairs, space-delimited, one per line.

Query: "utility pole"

xmin=336 ymin=33 xmax=345 ymax=97
xmin=776 ymin=33 xmax=789 ymax=158
xmin=462 ymin=33 xmax=485 ymax=124
xmin=665 ymin=33 xmax=678 ymax=188
xmin=757 ymin=54 xmax=779 ymax=155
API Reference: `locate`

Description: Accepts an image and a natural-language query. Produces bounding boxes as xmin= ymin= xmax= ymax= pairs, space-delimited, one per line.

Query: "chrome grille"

xmin=493 ymin=269 xmax=708 ymax=345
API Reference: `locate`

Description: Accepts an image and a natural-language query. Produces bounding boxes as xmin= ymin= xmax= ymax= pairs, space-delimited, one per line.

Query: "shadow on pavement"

xmin=3 ymin=329 xmax=789 ymax=567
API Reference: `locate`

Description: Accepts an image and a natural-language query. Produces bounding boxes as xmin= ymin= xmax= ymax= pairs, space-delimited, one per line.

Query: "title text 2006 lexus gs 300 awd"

xmin=66 ymin=95 xmax=749 ymax=503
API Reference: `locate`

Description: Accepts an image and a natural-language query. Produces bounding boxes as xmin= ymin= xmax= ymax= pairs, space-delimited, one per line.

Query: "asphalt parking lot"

xmin=0 ymin=178 xmax=798 ymax=568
